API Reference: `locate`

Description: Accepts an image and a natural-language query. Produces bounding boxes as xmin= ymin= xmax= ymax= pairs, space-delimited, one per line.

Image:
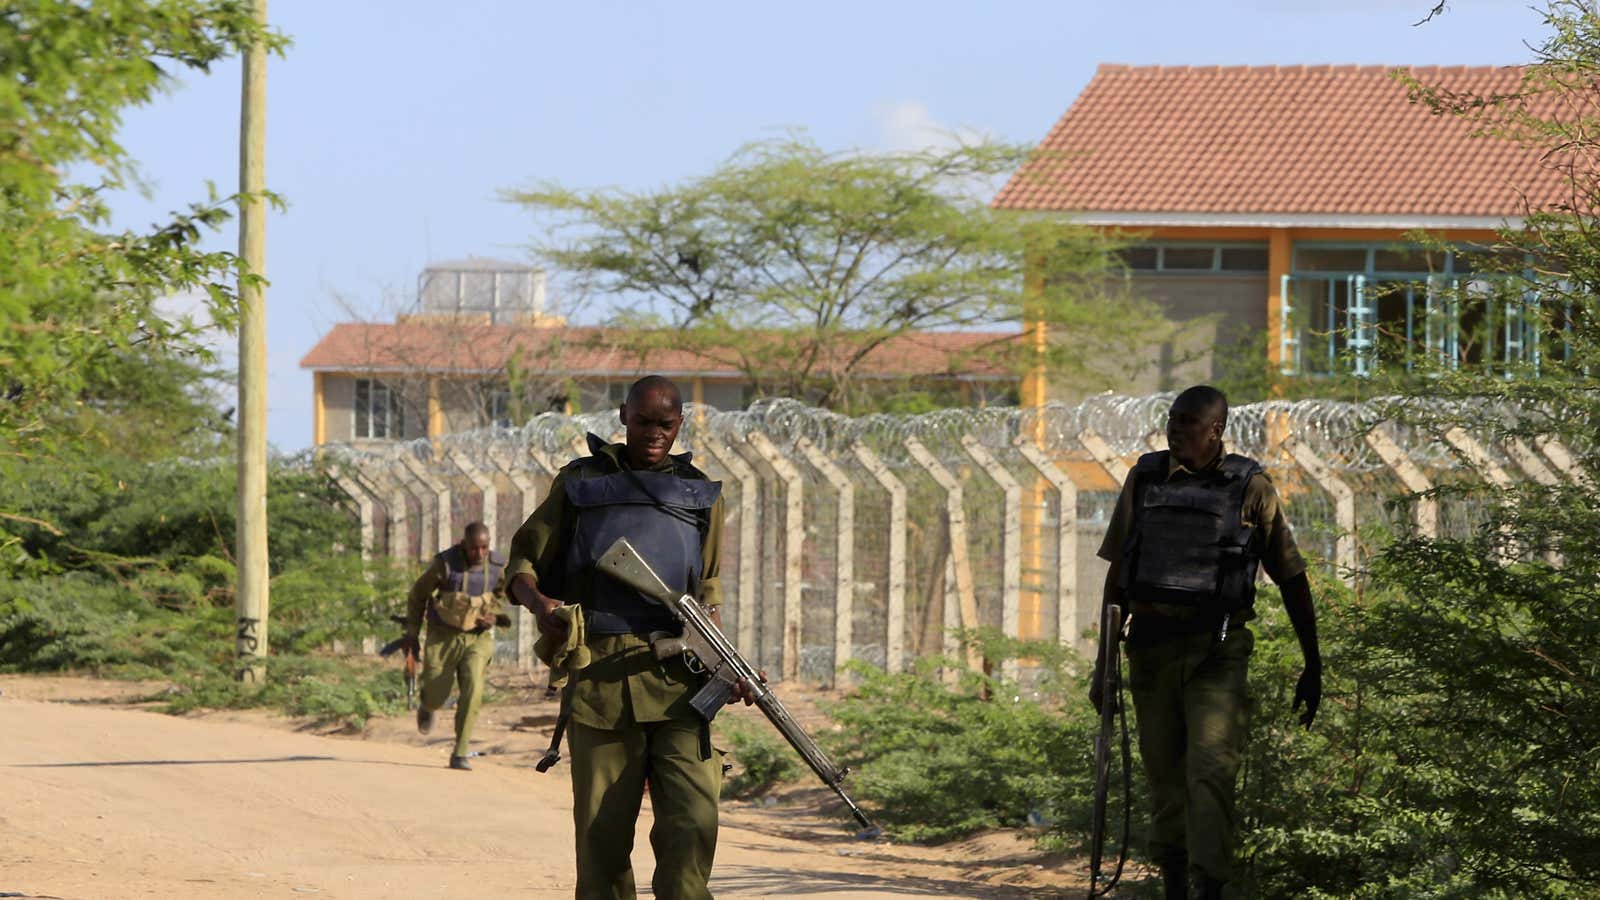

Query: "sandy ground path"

xmin=0 ymin=694 xmax=1083 ymax=899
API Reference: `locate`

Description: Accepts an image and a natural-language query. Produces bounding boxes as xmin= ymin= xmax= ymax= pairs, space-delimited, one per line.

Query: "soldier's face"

xmin=620 ymin=388 xmax=683 ymax=469
xmin=465 ymin=534 xmax=490 ymax=566
xmin=1166 ymin=398 xmax=1223 ymax=467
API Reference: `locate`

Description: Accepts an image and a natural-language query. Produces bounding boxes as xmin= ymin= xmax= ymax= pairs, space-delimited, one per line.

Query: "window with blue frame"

xmin=1278 ymin=243 xmax=1559 ymax=377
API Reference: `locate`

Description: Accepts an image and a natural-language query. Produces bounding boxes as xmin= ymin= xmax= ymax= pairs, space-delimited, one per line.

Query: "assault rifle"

xmin=1088 ymin=602 xmax=1131 ymax=898
xmin=378 ymin=614 xmax=420 ymax=710
xmin=596 ymin=536 xmax=879 ymax=837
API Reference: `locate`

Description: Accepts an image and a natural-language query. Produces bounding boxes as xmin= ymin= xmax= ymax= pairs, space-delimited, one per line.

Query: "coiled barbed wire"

xmin=324 ymin=393 xmax=1537 ymax=490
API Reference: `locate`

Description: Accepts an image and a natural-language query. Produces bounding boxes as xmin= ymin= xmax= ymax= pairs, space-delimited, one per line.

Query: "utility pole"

xmin=235 ymin=0 xmax=270 ymax=684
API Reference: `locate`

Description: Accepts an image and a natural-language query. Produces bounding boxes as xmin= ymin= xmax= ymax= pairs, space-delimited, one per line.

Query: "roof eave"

xmin=300 ymin=363 xmax=1015 ymax=381
xmin=1000 ymin=209 xmax=1522 ymax=230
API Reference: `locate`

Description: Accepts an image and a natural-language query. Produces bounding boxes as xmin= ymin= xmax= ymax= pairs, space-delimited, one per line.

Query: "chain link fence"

xmin=324 ymin=394 xmax=1573 ymax=682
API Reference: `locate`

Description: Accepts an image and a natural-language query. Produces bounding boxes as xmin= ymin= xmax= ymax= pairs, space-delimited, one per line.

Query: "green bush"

xmin=163 ymin=655 xmax=408 ymax=726
xmin=0 ymin=456 xmax=418 ymax=728
xmin=825 ymin=631 xmax=1114 ymax=844
xmin=718 ymin=715 xmax=802 ymax=799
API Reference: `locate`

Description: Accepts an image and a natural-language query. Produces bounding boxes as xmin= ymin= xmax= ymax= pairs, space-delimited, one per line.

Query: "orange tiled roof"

xmin=299 ymin=322 xmax=1015 ymax=379
xmin=993 ymin=64 xmax=1565 ymax=220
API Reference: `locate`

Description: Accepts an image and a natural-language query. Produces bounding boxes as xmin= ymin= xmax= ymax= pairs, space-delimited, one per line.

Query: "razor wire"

xmin=322 ymin=393 xmax=1581 ymax=679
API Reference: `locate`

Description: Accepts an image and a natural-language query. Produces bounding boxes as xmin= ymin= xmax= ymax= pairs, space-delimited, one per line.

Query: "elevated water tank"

xmin=416 ymin=258 xmax=547 ymax=324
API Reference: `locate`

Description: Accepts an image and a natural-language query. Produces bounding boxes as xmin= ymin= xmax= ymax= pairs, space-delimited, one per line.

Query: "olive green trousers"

xmin=1127 ymin=624 xmax=1253 ymax=883
xmin=419 ymin=622 xmax=495 ymax=758
xmin=569 ymin=716 xmax=721 ymax=900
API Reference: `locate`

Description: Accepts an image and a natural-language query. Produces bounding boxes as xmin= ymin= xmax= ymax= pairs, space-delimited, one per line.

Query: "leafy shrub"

xmin=163 ymin=655 xmax=408 ymax=727
xmin=825 ymin=631 xmax=1113 ymax=844
xmin=719 ymin=715 xmax=802 ymax=799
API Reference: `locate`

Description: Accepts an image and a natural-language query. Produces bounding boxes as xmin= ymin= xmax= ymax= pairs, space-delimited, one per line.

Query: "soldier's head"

xmin=620 ymin=375 xmax=684 ymax=469
xmin=1166 ymin=385 xmax=1228 ymax=469
xmin=462 ymin=522 xmax=490 ymax=565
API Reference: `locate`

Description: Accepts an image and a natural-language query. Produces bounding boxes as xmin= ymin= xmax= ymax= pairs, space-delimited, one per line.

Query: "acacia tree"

xmin=1 ymin=1 xmax=283 ymax=553
xmin=509 ymin=136 xmax=1165 ymax=412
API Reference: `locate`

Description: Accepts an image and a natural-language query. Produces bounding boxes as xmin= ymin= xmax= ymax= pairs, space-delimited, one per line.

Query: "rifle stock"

xmin=597 ymin=537 xmax=879 ymax=835
xmin=382 ymin=615 xmax=419 ymax=710
xmin=1089 ymin=602 xmax=1124 ymax=898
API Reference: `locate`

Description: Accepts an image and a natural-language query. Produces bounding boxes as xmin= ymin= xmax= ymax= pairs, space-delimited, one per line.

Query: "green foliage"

xmin=718 ymin=715 xmax=802 ymax=799
xmin=511 ymin=135 xmax=1167 ymax=412
xmin=1 ymin=1 xmax=285 ymax=548
xmin=0 ymin=457 xmax=414 ymax=727
xmin=826 ymin=631 xmax=1111 ymax=844
xmin=162 ymin=655 xmax=408 ymax=726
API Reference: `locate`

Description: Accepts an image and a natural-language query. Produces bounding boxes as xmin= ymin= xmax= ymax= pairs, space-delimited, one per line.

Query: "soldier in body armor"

xmin=1092 ymin=385 xmax=1323 ymax=900
xmin=504 ymin=375 xmax=740 ymax=900
xmin=404 ymin=521 xmax=508 ymax=770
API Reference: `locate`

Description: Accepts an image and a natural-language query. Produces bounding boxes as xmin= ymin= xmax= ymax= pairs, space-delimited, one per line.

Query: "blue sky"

xmin=104 ymin=0 xmax=1545 ymax=452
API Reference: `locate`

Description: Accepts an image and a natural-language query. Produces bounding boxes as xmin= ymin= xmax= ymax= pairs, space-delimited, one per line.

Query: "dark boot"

xmin=448 ymin=754 xmax=472 ymax=771
xmin=1158 ymin=854 xmax=1189 ymax=900
xmin=1195 ymin=873 xmax=1226 ymax=900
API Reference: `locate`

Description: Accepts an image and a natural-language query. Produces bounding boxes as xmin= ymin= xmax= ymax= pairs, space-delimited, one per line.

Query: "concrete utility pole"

xmin=234 ymin=0 xmax=270 ymax=684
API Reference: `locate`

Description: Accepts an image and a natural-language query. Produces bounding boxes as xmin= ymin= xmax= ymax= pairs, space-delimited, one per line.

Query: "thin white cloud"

xmin=872 ymin=100 xmax=989 ymax=153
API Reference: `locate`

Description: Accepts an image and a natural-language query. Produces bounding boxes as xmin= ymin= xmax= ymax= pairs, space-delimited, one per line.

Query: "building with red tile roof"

xmin=998 ymin=64 xmax=1563 ymax=391
xmin=300 ymin=261 xmax=1017 ymax=444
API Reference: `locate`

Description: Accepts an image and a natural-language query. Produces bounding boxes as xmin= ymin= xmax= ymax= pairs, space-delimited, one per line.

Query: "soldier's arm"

xmin=699 ymin=494 xmax=725 ymax=611
xmin=1090 ymin=473 xmax=1136 ymax=711
xmin=1250 ymin=474 xmax=1322 ymax=726
xmin=1095 ymin=469 xmax=1136 ymax=614
xmin=1249 ymin=475 xmax=1318 ymax=664
xmin=504 ymin=470 xmax=576 ymax=632
xmin=404 ymin=557 xmax=445 ymax=640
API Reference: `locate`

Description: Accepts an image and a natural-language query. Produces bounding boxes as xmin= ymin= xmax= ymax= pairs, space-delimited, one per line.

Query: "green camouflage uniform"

xmin=1098 ymin=445 xmax=1305 ymax=883
xmin=505 ymin=439 xmax=725 ymax=900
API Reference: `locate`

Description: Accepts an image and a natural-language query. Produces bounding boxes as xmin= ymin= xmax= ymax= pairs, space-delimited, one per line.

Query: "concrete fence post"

xmin=851 ymin=442 xmax=907 ymax=674
xmin=1444 ymin=427 xmax=1513 ymax=487
xmin=328 ymin=465 xmax=377 ymax=561
xmin=695 ymin=437 xmax=763 ymax=660
xmin=490 ymin=448 xmax=541 ymax=524
xmin=364 ymin=465 xmax=412 ymax=561
xmin=398 ymin=452 xmax=452 ymax=555
xmin=1013 ymin=439 xmax=1080 ymax=651
xmin=1078 ymin=429 xmax=1130 ymax=486
xmin=905 ymin=437 xmax=982 ymax=674
xmin=1444 ymin=426 xmax=1518 ymax=563
xmin=1284 ymin=438 xmax=1357 ymax=584
xmin=961 ymin=435 xmax=1021 ymax=679
xmin=747 ymin=431 xmax=805 ymax=682
xmin=1365 ymin=428 xmax=1438 ymax=539
xmin=1504 ymin=438 xmax=1559 ymax=487
xmin=1534 ymin=436 xmax=1592 ymax=488
xmin=796 ymin=437 xmax=854 ymax=685
xmin=449 ymin=450 xmax=498 ymax=545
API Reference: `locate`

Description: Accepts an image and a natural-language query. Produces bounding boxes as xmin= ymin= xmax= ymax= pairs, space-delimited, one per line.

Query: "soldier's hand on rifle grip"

xmin=1293 ymin=661 xmax=1322 ymax=729
xmin=1089 ymin=662 xmax=1119 ymax=714
xmin=399 ymin=635 xmax=420 ymax=657
xmin=729 ymin=670 xmax=768 ymax=706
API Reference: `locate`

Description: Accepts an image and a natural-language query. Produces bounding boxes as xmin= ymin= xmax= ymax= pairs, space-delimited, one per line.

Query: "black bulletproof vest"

xmin=439 ymin=546 xmax=505 ymax=597
xmin=1120 ymin=450 xmax=1262 ymax=611
xmin=563 ymin=440 xmax=721 ymax=636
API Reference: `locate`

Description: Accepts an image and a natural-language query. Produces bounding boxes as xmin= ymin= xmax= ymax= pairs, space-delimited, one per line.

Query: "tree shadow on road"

xmin=712 ymin=864 xmax=1074 ymax=898
xmin=8 ymin=754 xmax=435 ymax=769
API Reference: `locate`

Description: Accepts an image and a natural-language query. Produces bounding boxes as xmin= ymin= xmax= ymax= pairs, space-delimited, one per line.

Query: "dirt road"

xmin=0 ymin=683 xmax=1084 ymax=899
